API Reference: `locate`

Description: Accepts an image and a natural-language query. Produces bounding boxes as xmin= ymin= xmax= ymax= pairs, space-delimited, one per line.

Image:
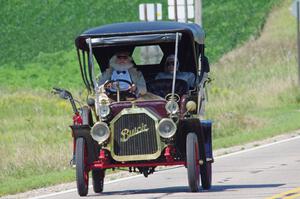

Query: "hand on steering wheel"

xmin=104 ymin=80 xmax=137 ymax=98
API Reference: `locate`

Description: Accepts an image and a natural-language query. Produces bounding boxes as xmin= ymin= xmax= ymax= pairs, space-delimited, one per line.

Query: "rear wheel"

xmin=76 ymin=137 xmax=89 ymax=196
xmin=200 ymin=161 xmax=212 ymax=190
xmin=186 ymin=133 xmax=200 ymax=192
xmin=92 ymin=169 xmax=105 ymax=193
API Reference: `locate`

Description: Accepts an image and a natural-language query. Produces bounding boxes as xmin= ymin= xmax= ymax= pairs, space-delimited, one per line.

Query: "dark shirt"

xmin=155 ymin=72 xmax=195 ymax=88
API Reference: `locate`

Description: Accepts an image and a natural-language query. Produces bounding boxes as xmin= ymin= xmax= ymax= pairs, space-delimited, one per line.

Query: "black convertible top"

xmin=75 ymin=21 xmax=209 ymax=91
xmin=75 ymin=21 xmax=205 ymax=50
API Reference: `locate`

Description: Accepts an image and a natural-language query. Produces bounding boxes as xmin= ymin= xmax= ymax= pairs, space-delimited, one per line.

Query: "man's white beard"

xmin=111 ymin=62 xmax=133 ymax=71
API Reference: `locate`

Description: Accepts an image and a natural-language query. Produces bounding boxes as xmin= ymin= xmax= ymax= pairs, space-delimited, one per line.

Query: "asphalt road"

xmin=33 ymin=136 xmax=300 ymax=199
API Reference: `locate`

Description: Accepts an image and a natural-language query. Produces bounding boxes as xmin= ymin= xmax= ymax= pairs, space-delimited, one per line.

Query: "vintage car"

xmin=53 ymin=21 xmax=213 ymax=196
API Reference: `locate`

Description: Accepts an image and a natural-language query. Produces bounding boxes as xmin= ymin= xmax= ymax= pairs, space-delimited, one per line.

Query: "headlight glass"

xmin=158 ymin=118 xmax=177 ymax=139
xmin=91 ymin=122 xmax=110 ymax=144
xmin=98 ymin=104 xmax=110 ymax=118
xmin=186 ymin=101 xmax=197 ymax=112
xmin=165 ymin=100 xmax=179 ymax=114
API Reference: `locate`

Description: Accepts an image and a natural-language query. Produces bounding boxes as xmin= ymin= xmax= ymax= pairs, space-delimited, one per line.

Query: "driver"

xmin=98 ymin=51 xmax=147 ymax=97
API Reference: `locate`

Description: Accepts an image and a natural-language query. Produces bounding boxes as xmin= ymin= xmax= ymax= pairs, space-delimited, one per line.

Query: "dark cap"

xmin=165 ymin=54 xmax=179 ymax=69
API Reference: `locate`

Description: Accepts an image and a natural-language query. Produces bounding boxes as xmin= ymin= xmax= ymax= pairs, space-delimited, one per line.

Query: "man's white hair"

xmin=109 ymin=55 xmax=118 ymax=67
xmin=109 ymin=54 xmax=133 ymax=71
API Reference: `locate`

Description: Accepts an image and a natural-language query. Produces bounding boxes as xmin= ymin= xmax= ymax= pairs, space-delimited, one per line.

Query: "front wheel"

xmin=76 ymin=137 xmax=89 ymax=196
xmin=186 ymin=133 xmax=200 ymax=192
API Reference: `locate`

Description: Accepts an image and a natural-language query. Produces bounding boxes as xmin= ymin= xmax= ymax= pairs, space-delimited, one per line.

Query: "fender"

xmin=176 ymin=118 xmax=207 ymax=163
xmin=70 ymin=125 xmax=100 ymax=164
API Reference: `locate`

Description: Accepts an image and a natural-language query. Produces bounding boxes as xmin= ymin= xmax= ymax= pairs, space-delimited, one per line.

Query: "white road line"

xmin=30 ymin=135 xmax=300 ymax=199
xmin=30 ymin=189 xmax=77 ymax=199
xmin=215 ymin=135 xmax=300 ymax=160
xmin=30 ymin=175 xmax=143 ymax=199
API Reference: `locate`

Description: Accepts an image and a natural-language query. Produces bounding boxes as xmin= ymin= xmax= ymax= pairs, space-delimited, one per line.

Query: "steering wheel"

xmin=104 ymin=79 xmax=136 ymax=99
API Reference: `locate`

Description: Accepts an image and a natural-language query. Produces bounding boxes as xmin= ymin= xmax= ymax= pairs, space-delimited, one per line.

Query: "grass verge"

xmin=0 ymin=169 xmax=74 ymax=196
xmin=214 ymin=104 xmax=300 ymax=148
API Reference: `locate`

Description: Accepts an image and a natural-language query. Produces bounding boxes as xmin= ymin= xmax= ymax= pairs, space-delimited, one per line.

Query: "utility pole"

xmin=297 ymin=1 xmax=300 ymax=86
xmin=195 ymin=0 xmax=202 ymax=26
xmin=184 ymin=0 xmax=188 ymax=23
xmin=174 ymin=0 xmax=178 ymax=22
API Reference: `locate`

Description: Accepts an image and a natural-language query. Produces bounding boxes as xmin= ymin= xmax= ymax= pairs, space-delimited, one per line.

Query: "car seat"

xmin=147 ymin=79 xmax=189 ymax=98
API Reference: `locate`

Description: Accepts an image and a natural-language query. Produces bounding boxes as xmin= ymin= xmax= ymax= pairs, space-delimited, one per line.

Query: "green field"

xmin=0 ymin=0 xmax=278 ymax=89
xmin=1 ymin=0 xmax=299 ymax=196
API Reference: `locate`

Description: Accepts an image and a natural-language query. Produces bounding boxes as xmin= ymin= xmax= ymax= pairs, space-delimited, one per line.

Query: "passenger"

xmin=98 ymin=51 xmax=147 ymax=97
xmin=155 ymin=54 xmax=195 ymax=88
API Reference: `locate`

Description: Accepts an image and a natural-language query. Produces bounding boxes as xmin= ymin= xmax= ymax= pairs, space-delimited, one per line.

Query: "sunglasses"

xmin=167 ymin=61 xmax=175 ymax=66
xmin=117 ymin=55 xmax=129 ymax=59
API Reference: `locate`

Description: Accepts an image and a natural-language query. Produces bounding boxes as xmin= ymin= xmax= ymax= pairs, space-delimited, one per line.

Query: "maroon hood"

xmin=110 ymin=100 xmax=168 ymax=118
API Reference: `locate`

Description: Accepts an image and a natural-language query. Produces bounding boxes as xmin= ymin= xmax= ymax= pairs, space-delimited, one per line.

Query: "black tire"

xmin=200 ymin=161 xmax=212 ymax=190
xmin=186 ymin=133 xmax=200 ymax=192
xmin=92 ymin=169 xmax=105 ymax=193
xmin=76 ymin=137 xmax=89 ymax=196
